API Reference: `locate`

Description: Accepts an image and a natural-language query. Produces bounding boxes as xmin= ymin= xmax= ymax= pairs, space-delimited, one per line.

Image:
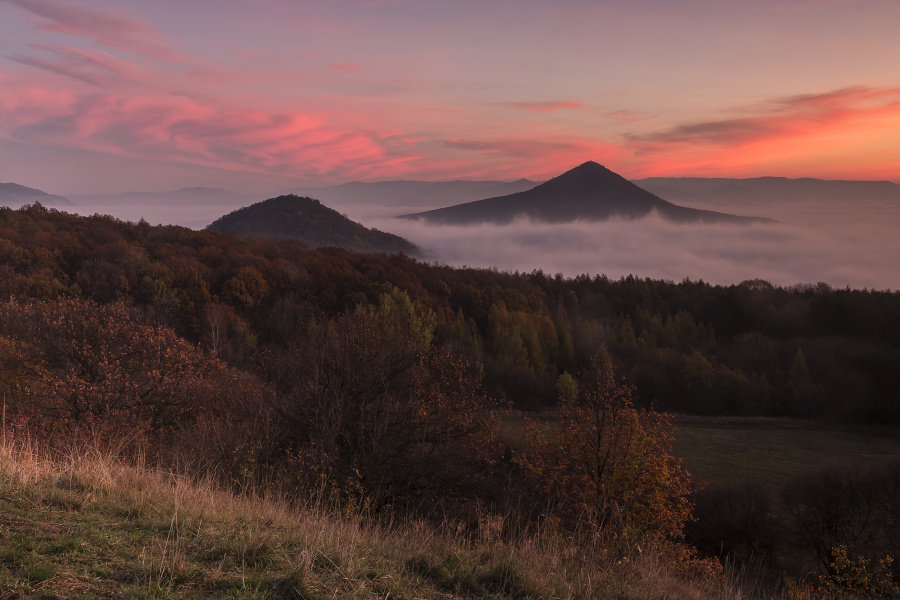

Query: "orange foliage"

xmin=519 ymin=357 xmax=693 ymax=542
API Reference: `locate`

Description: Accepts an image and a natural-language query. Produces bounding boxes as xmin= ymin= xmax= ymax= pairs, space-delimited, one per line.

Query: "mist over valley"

xmin=5 ymin=164 xmax=900 ymax=290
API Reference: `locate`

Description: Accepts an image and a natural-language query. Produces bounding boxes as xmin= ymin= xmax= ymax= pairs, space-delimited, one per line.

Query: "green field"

xmin=673 ymin=416 xmax=900 ymax=491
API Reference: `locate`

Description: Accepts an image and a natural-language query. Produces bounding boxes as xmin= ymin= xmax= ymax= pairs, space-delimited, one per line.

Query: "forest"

xmin=2 ymin=203 xmax=900 ymax=597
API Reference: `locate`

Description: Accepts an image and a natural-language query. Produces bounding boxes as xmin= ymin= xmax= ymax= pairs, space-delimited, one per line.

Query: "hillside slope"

xmin=0 ymin=436 xmax=735 ymax=600
xmin=208 ymin=194 xmax=418 ymax=254
xmin=0 ymin=183 xmax=73 ymax=208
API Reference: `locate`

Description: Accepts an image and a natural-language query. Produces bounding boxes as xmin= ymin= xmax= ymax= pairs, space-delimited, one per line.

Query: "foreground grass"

xmin=0 ymin=435 xmax=756 ymax=600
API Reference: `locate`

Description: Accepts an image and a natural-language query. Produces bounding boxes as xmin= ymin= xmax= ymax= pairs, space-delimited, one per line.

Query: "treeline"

xmin=0 ymin=289 xmax=700 ymax=567
xmin=1 ymin=203 xmax=898 ymax=422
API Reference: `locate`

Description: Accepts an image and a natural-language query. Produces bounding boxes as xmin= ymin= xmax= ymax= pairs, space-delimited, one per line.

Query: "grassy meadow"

xmin=3 ymin=414 xmax=897 ymax=598
xmin=673 ymin=416 xmax=900 ymax=491
xmin=501 ymin=412 xmax=900 ymax=492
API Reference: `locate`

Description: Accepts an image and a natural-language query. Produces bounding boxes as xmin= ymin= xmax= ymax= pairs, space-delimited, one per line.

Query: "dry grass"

xmin=0 ymin=431 xmax=764 ymax=600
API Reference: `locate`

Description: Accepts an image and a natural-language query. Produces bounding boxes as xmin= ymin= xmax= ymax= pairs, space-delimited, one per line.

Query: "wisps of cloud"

xmin=501 ymin=100 xmax=584 ymax=112
xmin=9 ymin=44 xmax=146 ymax=86
xmin=630 ymin=86 xmax=900 ymax=149
xmin=437 ymin=136 xmax=608 ymax=159
xmin=623 ymin=86 xmax=900 ymax=180
xmin=431 ymin=136 xmax=627 ymax=180
xmin=2 ymin=0 xmax=182 ymax=62
xmin=0 ymin=83 xmax=394 ymax=180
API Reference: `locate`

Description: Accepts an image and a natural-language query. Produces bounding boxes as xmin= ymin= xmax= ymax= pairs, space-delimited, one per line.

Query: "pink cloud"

xmin=626 ymin=86 xmax=900 ymax=180
xmin=630 ymin=87 xmax=900 ymax=148
xmin=3 ymin=0 xmax=182 ymax=62
xmin=10 ymin=44 xmax=146 ymax=86
xmin=603 ymin=109 xmax=644 ymax=123
xmin=329 ymin=62 xmax=361 ymax=72
xmin=502 ymin=100 xmax=584 ymax=113
xmin=0 ymin=83 xmax=394 ymax=179
xmin=430 ymin=136 xmax=628 ymax=181
xmin=0 ymin=66 xmax=631 ymax=185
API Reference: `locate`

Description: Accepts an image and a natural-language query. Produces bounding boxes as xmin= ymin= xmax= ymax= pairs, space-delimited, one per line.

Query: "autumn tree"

xmin=0 ymin=297 xmax=226 ymax=433
xmin=274 ymin=295 xmax=497 ymax=507
xmin=520 ymin=356 xmax=693 ymax=542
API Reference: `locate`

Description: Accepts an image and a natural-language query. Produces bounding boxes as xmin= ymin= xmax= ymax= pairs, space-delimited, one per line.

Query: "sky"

xmin=2 ymin=0 xmax=900 ymax=195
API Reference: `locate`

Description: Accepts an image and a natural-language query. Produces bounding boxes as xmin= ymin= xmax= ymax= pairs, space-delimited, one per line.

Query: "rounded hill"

xmin=208 ymin=195 xmax=418 ymax=255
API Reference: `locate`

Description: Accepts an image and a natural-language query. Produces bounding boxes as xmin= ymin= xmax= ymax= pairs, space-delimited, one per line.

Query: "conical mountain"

xmin=402 ymin=161 xmax=772 ymax=224
xmin=209 ymin=195 xmax=418 ymax=255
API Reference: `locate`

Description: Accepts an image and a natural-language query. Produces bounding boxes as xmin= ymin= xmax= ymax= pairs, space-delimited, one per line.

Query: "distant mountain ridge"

xmin=279 ymin=179 xmax=540 ymax=220
xmin=403 ymin=162 xmax=772 ymax=225
xmin=208 ymin=195 xmax=418 ymax=255
xmin=71 ymin=187 xmax=253 ymax=206
xmin=0 ymin=183 xmax=73 ymax=208
xmin=634 ymin=176 xmax=900 ymax=208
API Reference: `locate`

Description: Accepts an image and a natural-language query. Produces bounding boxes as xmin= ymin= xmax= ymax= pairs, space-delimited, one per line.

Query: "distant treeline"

xmin=1 ymin=203 xmax=899 ymax=422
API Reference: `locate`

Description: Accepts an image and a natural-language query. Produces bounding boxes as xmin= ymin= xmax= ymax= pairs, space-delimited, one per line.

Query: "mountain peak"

xmin=403 ymin=162 xmax=773 ymax=225
xmin=537 ymin=161 xmax=628 ymax=190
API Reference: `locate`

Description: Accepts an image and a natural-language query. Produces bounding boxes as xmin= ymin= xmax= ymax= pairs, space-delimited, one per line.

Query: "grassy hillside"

xmin=0 ymin=435 xmax=746 ymax=600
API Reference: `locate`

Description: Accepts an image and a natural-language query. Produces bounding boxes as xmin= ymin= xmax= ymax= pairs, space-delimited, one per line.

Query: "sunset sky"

xmin=2 ymin=0 xmax=900 ymax=194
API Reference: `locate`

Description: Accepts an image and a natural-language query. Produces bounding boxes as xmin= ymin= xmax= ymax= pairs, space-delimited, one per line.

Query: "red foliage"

xmin=0 ymin=297 xmax=226 ymax=433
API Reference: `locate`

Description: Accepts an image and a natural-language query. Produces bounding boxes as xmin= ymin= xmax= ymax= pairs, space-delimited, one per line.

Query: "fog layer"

xmin=378 ymin=209 xmax=900 ymax=290
xmin=56 ymin=179 xmax=900 ymax=290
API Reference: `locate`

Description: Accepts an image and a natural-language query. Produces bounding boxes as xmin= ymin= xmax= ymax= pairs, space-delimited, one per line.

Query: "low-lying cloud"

xmin=375 ymin=211 xmax=900 ymax=290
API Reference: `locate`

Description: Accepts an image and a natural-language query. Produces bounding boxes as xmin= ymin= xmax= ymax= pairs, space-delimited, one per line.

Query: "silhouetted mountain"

xmin=0 ymin=183 xmax=73 ymax=208
xmin=403 ymin=162 xmax=772 ymax=225
xmin=634 ymin=176 xmax=900 ymax=208
xmin=208 ymin=195 xmax=418 ymax=254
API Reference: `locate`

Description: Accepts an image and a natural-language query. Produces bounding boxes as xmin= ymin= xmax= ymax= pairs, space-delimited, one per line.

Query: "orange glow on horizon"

xmin=624 ymin=87 xmax=900 ymax=182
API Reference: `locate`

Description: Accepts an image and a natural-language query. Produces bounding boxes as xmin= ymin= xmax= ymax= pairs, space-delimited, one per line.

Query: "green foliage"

xmin=1 ymin=204 xmax=899 ymax=417
xmin=555 ymin=372 xmax=577 ymax=402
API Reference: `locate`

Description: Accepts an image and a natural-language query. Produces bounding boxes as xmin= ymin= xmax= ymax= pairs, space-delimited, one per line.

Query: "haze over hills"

xmin=402 ymin=162 xmax=773 ymax=225
xmin=635 ymin=177 xmax=900 ymax=208
xmin=0 ymin=183 xmax=73 ymax=209
xmin=71 ymin=187 xmax=252 ymax=206
xmin=3 ymin=171 xmax=899 ymax=287
xmin=280 ymin=178 xmax=539 ymax=220
xmin=208 ymin=195 xmax=418 ymax=255
xmin=69 ymin=187 xmax=255 ymax=228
